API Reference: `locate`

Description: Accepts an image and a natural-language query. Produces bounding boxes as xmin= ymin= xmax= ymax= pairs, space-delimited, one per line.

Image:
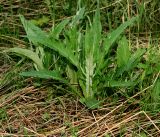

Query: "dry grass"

xmin=0 ymin=85 xmax=159 ymax=137
xmin=1 ymin=0 xmax=160 ymax=136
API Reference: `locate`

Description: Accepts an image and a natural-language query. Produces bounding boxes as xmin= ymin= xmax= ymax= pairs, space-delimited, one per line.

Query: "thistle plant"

xmin=6 ymin=8 xmax=145 ymax=108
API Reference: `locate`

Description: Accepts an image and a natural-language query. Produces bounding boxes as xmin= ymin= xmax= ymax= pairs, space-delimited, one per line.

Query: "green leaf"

xmin=104 ymin=16 xmax=138 ymax=54
xmin=96 ymin=16 xmax=138 ymax=76
xmin=116 ymin=49 xmax=146 ymax=76
xmin=20 ymin=15 xmax=49 ymax=46
xmin=64 ymin=25 xmax=79 ymax=53
xmin=51 ymin=19 xmax=69 ymax=39
xmin=30 ymin=16 xmax=49 ymax=26
xmin=105 ymin=80 xmax=136 ymax=87
xmin=70 ymin=7 xmax=85 ymax=27
xmin=80 ymin=97 xmax=100 ymax=109
xmin=66 ymin=65 xmax=78 ymax=84
xmin=83 ymin=9 xmax=102 ymax=99
xmin=7 ymin=48 xmax=44 ymax=70
xmin=43 ymin=51 xmax=52 ymax=69
xmin=20 ymin=15 xmax=79 ymax=68
xmin=117 ymin=36 xmax=131 ymax=67
xmin=92 ymin=8 xmax=102 ymax=63
xmin=20 ymin=70 xmax=66 ymax=82
xmin=85 ymin=53 xmax=95 ymax=98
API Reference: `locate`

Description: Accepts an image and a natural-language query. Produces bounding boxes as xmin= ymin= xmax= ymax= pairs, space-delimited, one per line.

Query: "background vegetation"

xmin=1 ymin=0 xmax=160 ymax=136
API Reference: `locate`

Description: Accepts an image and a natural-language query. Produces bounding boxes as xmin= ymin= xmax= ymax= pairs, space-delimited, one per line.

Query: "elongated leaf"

xmin=105 ymin=80 xmax=135 ymax=87
xmin=92 ymin=8 xmax=102 ymax=66
xmin=116 ymin=49 xmax=146 ymax=76
xmin=66 ymin=65 xmax=78 ymax=84
xmin=104 ymin=16 xmax=138 ymax=54
xmin=85 ymin=9 xmax=102 ymax=57
xmin=51 ymin=19 xmax=69 ymax=39
xmin=85 ymin=53 xmax=95 ymax=98
xmin=96 ymin=17 xmax=138 ymax=75
xmin=117 ymin=36 xmax=131 ymax=67
xmin=20 ymin=70 xmax=67 ymax=82
xmin=20 ymin=15 xmax=79 ymax=68
xmin=64 ymin=26 xmax=79 ymax=52
xmin=7 ymin=48 xmax=44 ymax=70
xmin=124 ymin=49 xmax=146 ymax=71
xmin=20 ymin=15 xmax=48 ymax=46
xmin=70 ymin=7 xmax=85 ymax=27
xmin=83 ymin=9 xmax=102 ymax=99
